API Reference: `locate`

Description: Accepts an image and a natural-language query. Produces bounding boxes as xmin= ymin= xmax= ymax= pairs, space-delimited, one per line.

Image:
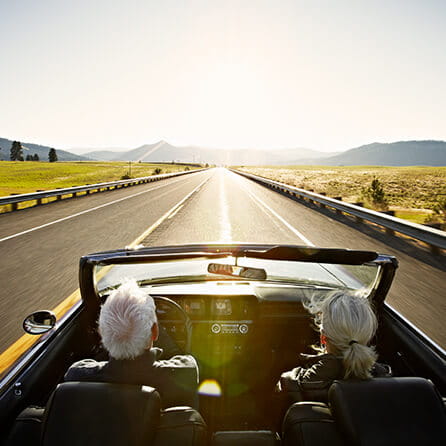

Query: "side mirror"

xmin=23 ymin=311 xmax=56 ymax=335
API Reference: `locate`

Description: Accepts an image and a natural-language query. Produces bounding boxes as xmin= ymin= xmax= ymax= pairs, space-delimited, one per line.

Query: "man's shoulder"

xmin=154 ymin=354 xmax=198 ymax=369
xmin=64 ymin=358 xmax=107 ymax=381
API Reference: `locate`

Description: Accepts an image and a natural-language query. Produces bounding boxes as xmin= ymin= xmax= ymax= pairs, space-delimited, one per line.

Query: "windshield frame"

xmin=79 ymin=244 xmax=398 ymax=318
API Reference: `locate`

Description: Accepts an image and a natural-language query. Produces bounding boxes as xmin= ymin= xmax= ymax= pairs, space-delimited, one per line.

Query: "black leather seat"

xmin=8 ymin=382 xmax=206 ymax=446
xmin=42 ymin=382 xmax=162 ymax=446
xmin=282 ymin=401 xmax=343 ymax=446
xmin=282 ymin=377 xmax=446 ymax=446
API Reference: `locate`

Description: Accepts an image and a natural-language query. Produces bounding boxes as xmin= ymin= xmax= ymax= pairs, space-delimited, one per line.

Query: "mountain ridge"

xmin=81 ymin=142 xmax=335 ymax=165
xmin=0 ymin=137 xmax=89 ymax=161
xmin=310 ymin=140 xmax=446 ymax=166
xmin=1 ymin=137 xmax=445 ymax=165
xmin=81 ymin=140 xmax=446 ymax=166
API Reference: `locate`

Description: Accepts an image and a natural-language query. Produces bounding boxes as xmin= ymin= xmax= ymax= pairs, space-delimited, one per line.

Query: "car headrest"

xmin=42 ymin=382 xmax=161 ymax=446
xmin=329 ymin=377 xmax=446 ymax=446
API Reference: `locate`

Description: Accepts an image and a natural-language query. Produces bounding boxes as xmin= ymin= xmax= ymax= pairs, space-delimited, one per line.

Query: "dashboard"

xmin=154 ymin=289 xmax=312 ymax=353
xmin=155 ymin=295 xmax=256 ymax=338
xmin=180 ymin=296 xmax=255 ymax=320
xmin=151 ymin=286 xmax=318 ymax=391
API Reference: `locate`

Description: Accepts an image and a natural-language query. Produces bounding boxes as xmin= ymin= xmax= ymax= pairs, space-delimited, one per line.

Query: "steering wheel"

xmin=153 ymin=296 xmax=192 ymax=356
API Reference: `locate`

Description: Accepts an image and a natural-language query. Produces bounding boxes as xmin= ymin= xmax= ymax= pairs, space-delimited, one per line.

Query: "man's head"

xmin=98 ymin=280 xmax=158 ymax=360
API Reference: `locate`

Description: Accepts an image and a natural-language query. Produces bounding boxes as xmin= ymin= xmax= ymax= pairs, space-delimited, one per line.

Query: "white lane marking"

xmin=230 ymin=171 xmax=315 ymax=246
xmin=0 ymin=174 xmax=204 ymax=243
xmin=168 ymin=204 xmax=184 ymax=220
xmin=127 ymin=176 xmax=210 ymax=248
xmin=219 ymin=171 xmax=232 ymax=242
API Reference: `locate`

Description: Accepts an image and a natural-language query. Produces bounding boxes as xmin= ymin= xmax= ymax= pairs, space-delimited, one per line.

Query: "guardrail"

xmin=232 ymin=169 xmax=446 ymax=254
xmin=0 ymin=168 xmax=204 ymax=212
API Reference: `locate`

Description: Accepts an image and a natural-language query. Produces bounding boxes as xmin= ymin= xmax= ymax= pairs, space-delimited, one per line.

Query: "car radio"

xmin=210 ymin=323 xmax=249 ymax=335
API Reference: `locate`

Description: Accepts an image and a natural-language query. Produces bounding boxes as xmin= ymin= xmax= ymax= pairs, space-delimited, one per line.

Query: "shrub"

xmin=361 ymin=177 xmax=388 ymax=211
xmin=153 ymin=168 xmax=162 ymax=175
xmin=426 ymin=197 xmax=446 ymax=229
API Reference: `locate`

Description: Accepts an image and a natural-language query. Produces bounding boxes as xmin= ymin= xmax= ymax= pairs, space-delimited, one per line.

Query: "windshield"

xmin=95 ymin=256 xmax=381 ymax=297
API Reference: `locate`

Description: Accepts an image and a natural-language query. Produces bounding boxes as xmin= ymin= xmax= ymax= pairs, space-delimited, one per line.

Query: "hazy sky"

xmin=1 ymin=0 xmax=445 ymax=152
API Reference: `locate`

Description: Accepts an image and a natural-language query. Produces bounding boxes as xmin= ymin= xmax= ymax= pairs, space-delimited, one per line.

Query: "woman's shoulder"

xmin=280 ymin=353 xmax=343 ymax=385
xmin=372 ymin=361 xmax=393 ymax=377
xmin=300 ymin=353 xmax=343 ymax=370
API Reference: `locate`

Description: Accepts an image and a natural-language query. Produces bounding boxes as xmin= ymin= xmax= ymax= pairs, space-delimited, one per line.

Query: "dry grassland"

xmin=238 ymin=166 xmax=446 ymax=224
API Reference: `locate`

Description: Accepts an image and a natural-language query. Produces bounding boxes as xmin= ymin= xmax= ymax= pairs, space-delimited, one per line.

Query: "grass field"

xmin=0 ymin=161 xmax=197 ymax=196
xmin=0 ymin=161 xmax=200 ymax=212
xmin=237 ymin=165 xmax=446 ymax=225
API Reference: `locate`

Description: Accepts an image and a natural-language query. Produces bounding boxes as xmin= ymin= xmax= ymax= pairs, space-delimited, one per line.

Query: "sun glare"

xmin=198 ymin=379 xmax=222 ymax=397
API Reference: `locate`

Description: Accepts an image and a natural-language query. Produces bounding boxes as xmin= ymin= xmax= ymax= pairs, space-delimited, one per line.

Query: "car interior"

xmin=1 ymin=246 xmax=445 ymax=445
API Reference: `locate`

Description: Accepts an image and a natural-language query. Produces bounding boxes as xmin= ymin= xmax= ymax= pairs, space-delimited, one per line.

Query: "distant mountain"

xmin=0 ymin=137 xmax=89 ymax=161
xmin=3 ymin=137 xmax=445 ymax=166
xmin=311 ymin=141 xmax=446 ymax=166
xmin=69 ymin=147 xmax=128 ymax=156
xmin=83 ymin=141 xmax=330 ymax=165
xmin=85 ymin=140 xmax=446 ymax=166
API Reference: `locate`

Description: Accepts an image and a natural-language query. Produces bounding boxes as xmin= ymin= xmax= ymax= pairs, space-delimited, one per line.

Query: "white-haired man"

xmin=65 ymin=280 xmax=199 ymax=408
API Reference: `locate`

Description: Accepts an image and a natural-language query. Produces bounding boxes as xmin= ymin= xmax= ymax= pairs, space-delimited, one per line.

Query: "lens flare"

xmin=198 ymin=379 xmax=222 ymax=396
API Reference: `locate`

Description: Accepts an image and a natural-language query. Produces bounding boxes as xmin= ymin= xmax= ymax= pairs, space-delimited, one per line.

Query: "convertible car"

xmin=0 ymin=244 xmax=445 ymax=445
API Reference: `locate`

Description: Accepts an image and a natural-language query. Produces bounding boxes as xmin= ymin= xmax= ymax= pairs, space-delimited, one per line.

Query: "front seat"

xmin=282 ymin=377 xmax=446 ymax=446
xmin=40 ymin=382 xmax=206 ymax=446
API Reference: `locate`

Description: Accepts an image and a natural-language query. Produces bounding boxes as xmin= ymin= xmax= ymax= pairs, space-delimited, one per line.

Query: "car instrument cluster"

xmin=156 ymin=295 xmax=256 ymax=342
xmin=180 ymin=296 xmax=255 ymax=322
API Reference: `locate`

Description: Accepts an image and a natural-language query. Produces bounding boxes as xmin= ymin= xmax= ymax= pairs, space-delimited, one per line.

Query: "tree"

xmin=10 ymin=141 xmax=24 ymax=161
xmin=33 ymin=153 xmax=39 ymax=161
xmin=361 ymin=177 xmax=388 ymax=211
xmin=48 ymin=148 xmax=58 ymax=162
xmin=26 ymin=154 xmax=33 ymax=161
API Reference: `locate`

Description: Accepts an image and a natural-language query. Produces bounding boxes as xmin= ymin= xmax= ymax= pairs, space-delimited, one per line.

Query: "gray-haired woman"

xmin=276 ymin=290 xmax=391 ymax=406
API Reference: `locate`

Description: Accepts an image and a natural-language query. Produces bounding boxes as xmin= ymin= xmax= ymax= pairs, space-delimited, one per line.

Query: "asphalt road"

xmin=0 ymin=168 xmax=444 ymax=353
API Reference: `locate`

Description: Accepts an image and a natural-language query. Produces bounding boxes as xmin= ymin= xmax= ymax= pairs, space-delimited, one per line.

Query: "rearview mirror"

xmin=23 ymin=311 xmax=56 ymax=335
xmin=208 ymin=263 xmax=266 ymax=280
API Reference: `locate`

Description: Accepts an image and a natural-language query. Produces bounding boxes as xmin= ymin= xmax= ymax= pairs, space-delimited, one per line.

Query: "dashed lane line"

xmin=0 ymin=174 xmax=204 ymax=244
xmin=126 ymin=176 xmax=210 ymax=248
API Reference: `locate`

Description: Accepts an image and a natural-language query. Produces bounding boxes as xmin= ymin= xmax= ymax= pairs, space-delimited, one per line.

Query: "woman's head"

xmin=308 ymin=290 xmax=378 ymax=379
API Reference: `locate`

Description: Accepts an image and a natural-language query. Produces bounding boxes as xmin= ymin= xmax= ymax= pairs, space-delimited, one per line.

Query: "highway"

xmin=0 ymin=168 xmax=444 ymax=356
